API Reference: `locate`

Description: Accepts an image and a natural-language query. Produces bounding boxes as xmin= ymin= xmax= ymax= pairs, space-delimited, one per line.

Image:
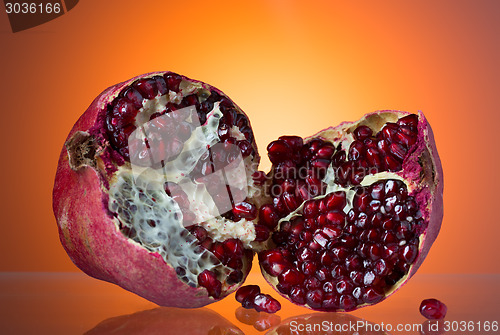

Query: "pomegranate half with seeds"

xmin=53 ymin=71 xmax=443 ymax=311
xmin=53 ymin=72 xmax=261 ymax=307
xmin=258 ymin=111 xmax=443 ymax=311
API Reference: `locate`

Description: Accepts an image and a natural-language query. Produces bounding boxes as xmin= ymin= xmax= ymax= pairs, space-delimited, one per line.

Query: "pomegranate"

xmin=53 ymin=71 xmax=443 ymax=311
xmin=258 ymin=111 xmax=443 ymax=311
xmin=420 ymin=298 xmax=447 ymax=320
xmin=53 ymin=72 xmax=260 ymax=307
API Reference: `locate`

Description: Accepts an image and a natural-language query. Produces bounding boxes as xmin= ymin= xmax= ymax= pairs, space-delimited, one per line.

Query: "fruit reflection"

xmin=266 ymin=312 xmax=390 ymax=335
xmin=235 ymin=307 xmax=281 ymax=332
xmin=84 ymin=307 xmax=243 ymax=335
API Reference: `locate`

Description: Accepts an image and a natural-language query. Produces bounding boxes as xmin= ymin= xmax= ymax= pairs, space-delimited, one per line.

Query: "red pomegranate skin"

xmin=261 ymin=110 xmax=443 ymax=311
xmin=53 ymin=72 xmax=252 ymax=308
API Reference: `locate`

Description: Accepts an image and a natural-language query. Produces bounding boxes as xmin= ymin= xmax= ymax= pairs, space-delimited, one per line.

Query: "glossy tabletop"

xmin=1 ymin=272 xmax=498 ymax=335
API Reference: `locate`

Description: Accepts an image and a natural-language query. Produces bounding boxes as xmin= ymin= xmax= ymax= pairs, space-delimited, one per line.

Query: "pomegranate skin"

xmin=53 ymin=72 xmax=254 ymax=308
xmin=259 ymin=110 xmax=443 ymax=312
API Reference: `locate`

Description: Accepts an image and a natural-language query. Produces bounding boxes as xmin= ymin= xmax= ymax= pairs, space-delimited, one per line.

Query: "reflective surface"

xmin=0 ymin=272 xmax=498 ymax=334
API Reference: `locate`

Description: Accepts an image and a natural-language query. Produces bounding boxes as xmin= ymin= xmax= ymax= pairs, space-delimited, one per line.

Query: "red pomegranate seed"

xmin=290 ymin=287 xmax=306 ymax=304
xmin=348 ymin=140 xmax=365 ymax=160
xmin=366 ymin=147 xmax=384 ymax=170
xmin=121 ymin=87 xmax=144 ymax=109
xmin=397 ymin=114 xmax=418 ymax=128
xmin=278 ymin=135 xmax=303 ymax=150
xmin=223 ymin=238 xmax=244 ymax=257
xmin=164 ymin=72 xmax=182 ymax=92
xmin=324 ymin=191 xmax=346 ymax=210
xmin=133 ymin=78 xmax=158 ymax=99
xmin=267 ymin=140 xmax=292 ymax=164
xmin=315 ymin=145 xmax=335 ymax=159
xmin=332 ymin=150 xmax=346 ymax=167
xmin=420 ymin=299 xmax=447 ymax=320
xmin=254 ymin=224 xmax=271 ymax=242
xmin=251 ymin=294 xmax=281 ymax=313
xmin=339 ymin=294 xmax=356 ymax=310
xmin=232 ymin=201 xmax=257 ymax=220
xmin=381 ymin=123 xmax=398 ymax=142
xmin=282 ymin=192 xmax=300 ymax=212
xmin=363 ymin=287 xmax=384 ymax=304
xmin=301 ymin=261 xmax=317 ymax=276
xmin=302 ymin=200 xmax=319 ymax=218
xmin=353 ymin=125 xmax=373 ymax=140
xmin=305 ymin=289 xmax=323 ymax=309
xmin=152 ymin=75 xmax=168 ymax=95
xmin=278 ymin=268 xmax=304 ymax=286
xmin=186 ymin=225 xmax=208 ymax=241
xmin=198 ymin=270 xmax=221 ymax=298
xmin=390 ymin=142 xmax=408 ymax=161
xmin=259 ymin=204 xmax=279 ymax=229
xmin=235 ymin=285 xmax=260 ymax=303
xmin=384 ymin=155 xmax=402 ymax=171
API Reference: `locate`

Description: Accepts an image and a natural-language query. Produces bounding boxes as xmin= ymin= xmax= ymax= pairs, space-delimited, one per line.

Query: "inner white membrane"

xmin=108 ymin=84 xmax=256 ymax=285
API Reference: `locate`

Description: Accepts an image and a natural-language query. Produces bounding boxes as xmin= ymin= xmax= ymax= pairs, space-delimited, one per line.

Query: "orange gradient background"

xmin=1 ymin=1 xmax=499 ymax=330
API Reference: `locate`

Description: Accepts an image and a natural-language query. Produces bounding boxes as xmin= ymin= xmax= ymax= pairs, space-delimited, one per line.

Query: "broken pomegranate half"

xmin=258 ymin=112 xmax=443 ymax=311
xmin=53 ymin=71 xmax=443 ymax=311
xmin=53 ymin=72 xmax=260 ymax=307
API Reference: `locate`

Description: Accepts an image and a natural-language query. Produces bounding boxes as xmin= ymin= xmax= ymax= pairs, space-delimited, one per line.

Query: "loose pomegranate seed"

xmin=235 ymin=285 xmax=261 ymax=303
xmin=420 ymin=299 xmax=447 ymax=320
xmin=252 ymin=294 xmax=281 ymax=313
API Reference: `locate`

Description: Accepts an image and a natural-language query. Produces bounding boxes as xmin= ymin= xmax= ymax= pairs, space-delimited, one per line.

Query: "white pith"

xmin=107 ymin=80 xmax=258 ymax=285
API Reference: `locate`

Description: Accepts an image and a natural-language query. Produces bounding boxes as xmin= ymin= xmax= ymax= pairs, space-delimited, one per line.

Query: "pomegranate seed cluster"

xmin=259 ymin=114 xmax=424 ymax=311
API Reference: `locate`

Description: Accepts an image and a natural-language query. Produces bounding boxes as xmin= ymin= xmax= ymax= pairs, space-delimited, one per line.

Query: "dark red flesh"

xmin=420 ymin=298 xmax=447 ymax=320
xmin=260 ymin=115 xmax=423 ymax=311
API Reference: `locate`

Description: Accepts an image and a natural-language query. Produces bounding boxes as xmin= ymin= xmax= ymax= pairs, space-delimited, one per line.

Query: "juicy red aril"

xmin=197 ymin=270 xmax=222 ymax=298
xmin=259 ymin=204 xmax=279 ymax=228
xmin=353 ymin=125 xmax=373 ymax=140
xmin=164 ymin=72 xmax=182 ymax=92
xmin=121 ymin=87 xmax=144 ymax=109
xmin=133 ymin=78 xmax=158 ymax=99
xmin=420 ymin=298 xmax=447 ymax=320
xmin=251 ymin=294 xmax=281 ymax=313
xmin=232 ymin=201 xmax=257 ymax=220
xmin=398 ymin=114 xmax=418 ymax=128
xmin=267 ymin=140 xmax=292 ymax=164
xmin=254 ymin=225 xmax=271 ymax=242
xmin=279 ymin=135 xmax=303 ymax=150
xmin=235 ymin=285 xmax=260 ymax=303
